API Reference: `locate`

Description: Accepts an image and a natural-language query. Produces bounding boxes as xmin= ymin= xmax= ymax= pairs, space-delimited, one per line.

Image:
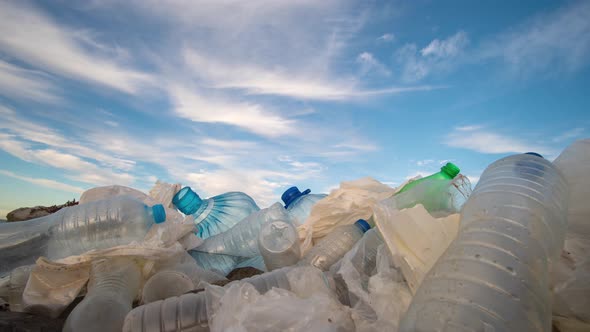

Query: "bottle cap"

xmin=525 ymin=152 xmax=544 ymax=159
xmin=441 ymin=162 xmax=460 ymax=178
xmin=281 ymin=186 xmax=311 ymax=208
xmin=152 ymin=204 xmax=166 ymax=224
xmin=354 ymin=219 xmax=371 ymax=233
xmin=172 ymin=186 xmax=202 ymax=214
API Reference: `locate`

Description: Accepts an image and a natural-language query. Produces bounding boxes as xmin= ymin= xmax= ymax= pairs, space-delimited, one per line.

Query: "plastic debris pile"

xmin=1 ymin=140 xmax=589 ymax=332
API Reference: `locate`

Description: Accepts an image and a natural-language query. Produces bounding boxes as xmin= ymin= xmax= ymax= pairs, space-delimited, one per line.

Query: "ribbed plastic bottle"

xmin=0 ymin=196 xmax=166 ymax=275
xmin=299 ymin=219 xmax=371 ymax=271
xmin=64 ymin=258 xmax=142 ymax=332
xmin=195 ymin=202 xmax=293 ymax=257
xmin=123 ymin=267 xmax=293 ymax=332
xmin=258 ymin=220 xmax=301 ymax=270
xmin=399 ymin=153 xmax=568 ymax=332
xmin=172 ymin=187 xmax=259 ymax=239
xmin=281 ymin=186 xmax=327 ymax=225
xmin=393 ymin=162 xmax=461 ymax=213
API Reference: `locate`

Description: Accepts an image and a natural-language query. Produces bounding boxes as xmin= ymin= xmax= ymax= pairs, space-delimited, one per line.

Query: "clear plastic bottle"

xmin=281 ymin=186 xmax=327 ymax=225
xmin=0 ymin=196 xmax=166 ymax=275
xmin=299 ymin=219 xmax=371 ymax=271
xmin=188 ymin=250 xmax=238 ymax=276
xmin=123 ymin=267 xmax=293 ymax=332
xmin=195 ymin=203 xmax=291 ymax=257
xmin=64 ymin=257 xmax=142 ymax=332
xmin=399 ymin=153 xmax=568 ymax=332
xmin=172 ymin=186 xmax=259 ymax=239
xmin=258 ymin=220 xmax=301 ymax=270
xmin=142 ymin=263 xmax=197 ymax=304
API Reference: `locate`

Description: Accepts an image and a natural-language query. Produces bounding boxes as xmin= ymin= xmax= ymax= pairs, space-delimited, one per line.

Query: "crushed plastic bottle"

xmin=123 ymin=267 xmax=294 ymax=332
xmin=0 ymin=265 xmax=33 ymax=312
xmin=142 ymin=262 xmax=201 ymax=304
xmin=64 ymin=257 xmax=141 ymax=332
xmin=399 ymin=153 xmax=568 ymax=332
xmin=299 ymin=219 xmax=371 ymax=271
xmin=0 ymin=196 xmax=166 ymax=275
xmin=258 ymin=220 xmax=301 ymax=271
xmin=195 ymin=203 xmax=292 ymax=257
xmin=281 ymin=186 xmax=327 ymax=225
xmin=172 ymin=186 xmax=259 ymax=239
xmin=188 ymin=250 xmax=239 ymax=276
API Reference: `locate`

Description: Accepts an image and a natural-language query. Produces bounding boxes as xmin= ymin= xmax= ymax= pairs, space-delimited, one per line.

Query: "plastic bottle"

xmin=299 ymin=219 xmax=371 ymax=271
xmin=0 ymin=196 xmax=166 ymax=275
xmin=188 ymin=250 xmax=238 ymax=276
xmin=64 ymin=257 xmax=141 ymax=332
xmin=281 ymin=186 xmax=327 ymax=225
xmin=399 ymin=153 xmax=568 ymax=332
xmin=0 ymin=265 xmax=33 ymax=312
xmin=393 ymin=162 xmax=461 ymax=213
xmin=172 ymin=186 xmax=259 ymax=239
xmin=123 ymin=267 xmax=293 ymax=332
xmin=195 ymin=203 xmax=293 ymax=257
xmin=258 ymin=220 xmax=301 ymax=271
xmin=142 ymin=263 xmax=198 ymax=304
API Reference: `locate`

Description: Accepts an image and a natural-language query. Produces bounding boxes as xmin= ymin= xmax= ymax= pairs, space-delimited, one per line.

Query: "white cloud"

xmin=0 ymin=1 xmax=152 ymax=94
xmin=169 ymin=85 xmax=295 ymax=137
xmin=445 ymin=125 xmax=555 ymax=155
xmin=356 ymin=52 xmax=391 ymax=76
xmin=0 ymin=60 xmax=60 ymax=103
xmin=478 ymin=1 xmax=590 ymax=75
xmin=377 ymin=33 xmax=395 ymax=42
xmin=397 ymin=31 xmax=468 ymax=81
xmin=416 ymin=159 xmax=434 ymax=166
xmin=552 ymin=127 xmax=585 ymax=143
xmin=421 ymin=31 xmax=468 ymax=57
xmin=0 ymin=170 xmax=85 ymax=193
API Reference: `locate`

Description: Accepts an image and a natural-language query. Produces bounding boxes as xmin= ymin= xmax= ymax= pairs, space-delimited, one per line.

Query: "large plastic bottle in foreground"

xmin=195 ymin=202 xmax=292 ymax=257
xmin=172 ymin=186 xmax=259 ymax=239
xmin=0 ymin=196 xmax=166 ymax=275
xmin=64 ymin=257 xmax=141 ymax=332
xmin=399 ymin=153 xmax=568 ymax=332
xmin=281 ymin=186 xmax=327 ymax=225
xmin=123 ymin=267 xmax=296 ymax=332
xmin=299 ymin=219 xmax=371 ymax=271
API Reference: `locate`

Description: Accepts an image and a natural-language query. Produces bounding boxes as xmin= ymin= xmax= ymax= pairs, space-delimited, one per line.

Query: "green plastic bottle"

xmin=394 ymin=162 xmax=461 ymax=212
xmin=397 ymin=163 xmax=460 ymax=194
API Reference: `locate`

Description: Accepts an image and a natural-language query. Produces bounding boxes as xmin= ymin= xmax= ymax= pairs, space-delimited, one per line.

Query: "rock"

xmin=6 ymin=200 xmax=78 ymax=222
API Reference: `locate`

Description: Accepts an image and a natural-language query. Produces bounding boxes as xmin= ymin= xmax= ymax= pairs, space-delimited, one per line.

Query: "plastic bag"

xmin=205 ymin=266 xmax=354 ymax=332
xmin=297 ymin=177 xmax=398 ymax=253
xmin=373 ymin=203 xmax=460 ymax=293
xmin=80 ymin=185 xmax=155 ymax=205
xmin=148 ymin=181 xmax=182 ymax=209
xmin=330 ymin=229 xmax=413 ymax=331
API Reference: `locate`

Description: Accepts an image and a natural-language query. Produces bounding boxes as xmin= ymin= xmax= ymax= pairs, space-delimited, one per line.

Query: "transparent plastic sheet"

xmin=297 ymin=177 xmax=399 ymax=254
xmin=204 ymin=266 xmax=354 ymax=332
xmin=329 ymin=229 xmax=413 ymax=331
xmin=0 ymin=264 xmax=33 ymax=312
xmin=373 ymin=203 xmax=460 ymax=294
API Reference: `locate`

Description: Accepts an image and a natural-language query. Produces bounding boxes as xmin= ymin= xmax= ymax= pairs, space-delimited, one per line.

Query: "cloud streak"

xmin=0 ymin=170 xmax=85 ymax=194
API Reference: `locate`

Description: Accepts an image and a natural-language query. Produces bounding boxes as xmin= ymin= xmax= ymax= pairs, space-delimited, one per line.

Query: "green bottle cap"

xmin=441 ymin=162 xmax=460 ymax=178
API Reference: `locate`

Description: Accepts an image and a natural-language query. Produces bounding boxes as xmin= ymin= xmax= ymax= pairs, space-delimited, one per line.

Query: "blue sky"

xmin=0 ymin=0 xmax=589 ymax=218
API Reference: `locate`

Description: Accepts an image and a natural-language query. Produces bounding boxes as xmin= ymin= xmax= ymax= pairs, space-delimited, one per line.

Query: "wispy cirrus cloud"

xmin=478 ymin=1 xmax=590 ymax=75
xmin=0 ymin=60 xmax=60 ymax=103
xmin=445 ymin=125 xmax=555 ymax=156
xmin=0 ymin=170 xmax=84 ymax=193
xmin=0 ymin=1 xmax=152 ymax=94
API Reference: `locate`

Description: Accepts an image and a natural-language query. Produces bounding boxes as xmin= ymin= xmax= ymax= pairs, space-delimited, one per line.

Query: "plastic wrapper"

xmin=205 ymin=266 xmax=354 ymax=332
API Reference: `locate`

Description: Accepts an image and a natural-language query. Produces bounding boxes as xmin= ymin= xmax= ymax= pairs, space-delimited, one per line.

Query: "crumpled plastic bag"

xmin=297 ymin=177 xmax=399 ymax=253
xmin=373 ymin=202 xmax=460 ymax=293
xmin=330 ymin=229 xmax=413 ymax=331
xmin=205 ymin=266 xmax=354 ymax=332
xmin=551 ymin=139 xmax=590 ymax=323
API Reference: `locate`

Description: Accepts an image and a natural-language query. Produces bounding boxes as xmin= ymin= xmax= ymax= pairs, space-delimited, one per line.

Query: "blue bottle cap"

xmin=152 ymin=204 xmax=166 ymax=224
xmin=172 ymin=186 xmax=202 ymax=214
xmin=354 ymin=219 xmax=371 ymax=233
xmin=525 ymin=152 xmax=544 ymax=159
xmin=281 ymin=186 xmax=311 ymax=208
